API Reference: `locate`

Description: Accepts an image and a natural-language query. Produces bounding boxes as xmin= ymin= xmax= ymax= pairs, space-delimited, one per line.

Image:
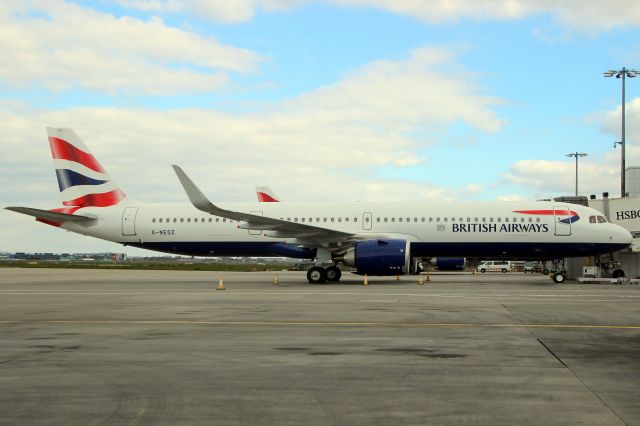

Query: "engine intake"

xmin=336 ymin=239 xmax=410 ymax=276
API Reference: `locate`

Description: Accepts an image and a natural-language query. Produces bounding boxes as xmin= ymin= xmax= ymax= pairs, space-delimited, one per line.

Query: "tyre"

xmin=480 ymin=269 xmax=486 ymax=273
xmin=501 ymin=268 xmax=507 ymax=273
xmin=307 ymin=266 xmax=326 ymax=284
xmin=325 ymin=266 xmax=342 ymax=282
xmin=553 ymin=273 xmax=565 ymax=283
xmin=612 ymin=269 xmax=625 ymax=278
xmin=542 ymin=269 xmax=549 ymax=275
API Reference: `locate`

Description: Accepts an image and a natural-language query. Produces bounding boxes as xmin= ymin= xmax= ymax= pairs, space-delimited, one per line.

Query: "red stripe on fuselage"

xmin=257 ymin=192 xmax=279 ymax=202
xmin=49 ymin=136 xmax=106 ymax=173
xmin=63 ymin=189 xmax=126 ymax=207
xmin=514 ymin=209 xmax=577 ymax=216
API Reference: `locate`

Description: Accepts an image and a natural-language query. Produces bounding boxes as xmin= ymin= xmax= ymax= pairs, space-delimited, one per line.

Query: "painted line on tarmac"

xmin=1 ymin=290 xmax=639 ymax=304
xmin=1 ymin=320 xmax=639 ymax=330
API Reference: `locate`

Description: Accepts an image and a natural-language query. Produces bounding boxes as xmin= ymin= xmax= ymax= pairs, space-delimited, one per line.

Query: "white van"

xmin=476 ymin=260 xmax=511 ymax=273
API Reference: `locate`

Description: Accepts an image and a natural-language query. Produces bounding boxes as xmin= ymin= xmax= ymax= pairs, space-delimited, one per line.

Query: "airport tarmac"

xmin=1 ymin=268 xmax=639 ymax=425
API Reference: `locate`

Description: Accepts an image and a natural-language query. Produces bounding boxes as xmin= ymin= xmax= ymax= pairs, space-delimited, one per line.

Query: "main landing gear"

xmin=307 ymin=265 xmax=342 ymax=284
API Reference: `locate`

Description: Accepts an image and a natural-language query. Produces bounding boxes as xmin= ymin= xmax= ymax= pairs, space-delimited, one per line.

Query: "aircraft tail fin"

xmin=255 ymin=186 xmax=280 ymax=202
xmin=46 ymin=127 xmax=128 ymax=207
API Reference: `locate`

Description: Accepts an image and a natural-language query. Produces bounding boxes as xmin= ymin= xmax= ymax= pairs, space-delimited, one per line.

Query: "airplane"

xmin=255 ymin=187 xmax=466 ymax=272
xmin=5 ymin=127 xmax=633 ymax=284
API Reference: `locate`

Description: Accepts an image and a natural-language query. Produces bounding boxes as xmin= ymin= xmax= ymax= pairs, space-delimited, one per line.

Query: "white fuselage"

xmin=59 ymin=200 xmax=632 ymax=260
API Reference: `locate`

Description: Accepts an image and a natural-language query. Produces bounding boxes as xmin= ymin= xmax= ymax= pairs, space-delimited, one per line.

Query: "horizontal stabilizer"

xmin=5 ymin=206 xmax=96 ymax=223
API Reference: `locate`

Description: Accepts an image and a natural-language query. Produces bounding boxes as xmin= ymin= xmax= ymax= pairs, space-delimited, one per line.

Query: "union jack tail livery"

xmin=47 ymin=127 xmax=128 ymax=207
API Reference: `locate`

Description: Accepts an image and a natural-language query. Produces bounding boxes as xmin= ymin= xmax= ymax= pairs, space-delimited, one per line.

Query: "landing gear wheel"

xmin=553 ymin=272 xmax=565 ymax=283
xmin=325 ymin=266 xmax=342 ymax=282
xmin=307 ymin=266 xmax=326 ymax=284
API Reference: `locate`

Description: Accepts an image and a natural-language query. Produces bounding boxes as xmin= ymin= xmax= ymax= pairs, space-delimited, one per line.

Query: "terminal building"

xmin=565 ymin=167 xmax=640 ymax=280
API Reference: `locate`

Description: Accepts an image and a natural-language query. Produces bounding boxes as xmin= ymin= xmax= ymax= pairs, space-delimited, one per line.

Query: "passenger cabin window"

xmin=152 ymin=218 xmax=156 ymax=223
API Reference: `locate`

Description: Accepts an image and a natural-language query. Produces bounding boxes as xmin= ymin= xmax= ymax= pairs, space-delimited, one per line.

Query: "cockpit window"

xmin=589 ymin=216 xmax=596 ymax=224
xmin=597 ymin=216 xmax=607 ymax=223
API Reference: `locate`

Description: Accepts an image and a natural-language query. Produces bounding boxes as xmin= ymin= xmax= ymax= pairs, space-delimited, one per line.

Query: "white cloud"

xmin=0 ymin=46 xmax=506 ymax=252
xmin=120 ymin=0 xmax=640 ymax=30
xmin=0 ymin=48 xmax=503 ymax=203
xmin=340 ymin=0 xmax=640 ymax=30
xmin=0 ymin=1 xmax=261 ymax=94
xmin=502 ymin=158 xmax=621 ymax=197
xmin=600 ymin=97 xmax=640 ymax=141
xmin=501 ymin=96 xmax=640 ymax=198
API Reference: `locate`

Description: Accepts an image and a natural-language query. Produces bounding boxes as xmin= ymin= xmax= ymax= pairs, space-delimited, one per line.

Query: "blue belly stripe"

xmin=123 ymin=241 xmax=628 ymax=260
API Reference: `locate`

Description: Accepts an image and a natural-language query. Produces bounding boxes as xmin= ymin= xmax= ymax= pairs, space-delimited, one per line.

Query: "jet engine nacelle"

xmin=429 ymin=257 xmax=466 ymax=271
xmin=339 ymin=239 xmax=410 ymax=276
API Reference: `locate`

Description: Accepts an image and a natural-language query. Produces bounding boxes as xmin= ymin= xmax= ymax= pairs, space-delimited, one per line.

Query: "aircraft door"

xmin=553 ymin=205 xmax=571 ymax=236
xmin=362 ymin=212 xmax=372 ymax=230
xmin=122 ymin=207 xmax=138 ymax=236
xmin=249 ymin=211 xmax=262 ymax=235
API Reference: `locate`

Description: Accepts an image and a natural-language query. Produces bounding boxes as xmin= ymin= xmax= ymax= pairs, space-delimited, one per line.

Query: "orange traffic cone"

xmin=217 ymin=276 xmax=226 ymax=290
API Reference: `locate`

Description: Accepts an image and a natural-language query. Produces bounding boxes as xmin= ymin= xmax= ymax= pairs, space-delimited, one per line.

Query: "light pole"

xmin=604 ymin=67 xmax=639 ymax=197
xmin=566 ymin=152 xmax=588 ymax=196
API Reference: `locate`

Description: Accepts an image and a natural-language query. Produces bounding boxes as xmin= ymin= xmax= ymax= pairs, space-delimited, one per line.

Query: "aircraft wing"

xmin=172 ymin=165 xmax=353 ymax=240
xmin=5 ymin=207 xmax=95 ymax=223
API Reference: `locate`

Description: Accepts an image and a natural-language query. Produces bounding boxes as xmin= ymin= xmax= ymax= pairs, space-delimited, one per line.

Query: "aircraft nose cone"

xmin=614 ymin=226 xmax=633 ymax=246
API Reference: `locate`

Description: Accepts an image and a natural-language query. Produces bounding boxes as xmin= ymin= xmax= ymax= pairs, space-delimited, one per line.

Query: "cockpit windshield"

xmin=589 ymin=215 xmax=608 ymax=224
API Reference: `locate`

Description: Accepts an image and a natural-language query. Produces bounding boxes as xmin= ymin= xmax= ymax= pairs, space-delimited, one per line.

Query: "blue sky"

xmin=1 ymin=0 xmax=640 ymax=253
